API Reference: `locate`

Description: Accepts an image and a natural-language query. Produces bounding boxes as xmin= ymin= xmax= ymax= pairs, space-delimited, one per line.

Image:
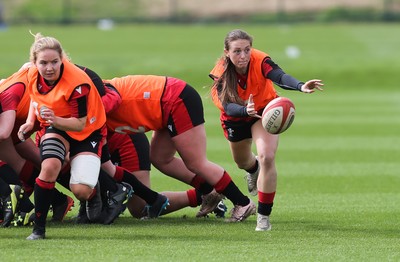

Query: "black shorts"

xmin=101 ymin=132 xmax=151 ymax=172
xmin=163 ymin=83 xmax=205 ymax=137
xmin=222 ymin=118 xmax=259 ymax=142
xmin=45 ymin=126 xmax=104 ymax=158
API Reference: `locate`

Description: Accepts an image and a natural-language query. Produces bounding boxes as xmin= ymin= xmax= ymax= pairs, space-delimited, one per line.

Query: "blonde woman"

xmin=19 ymin=33 xmax=107 ymax=240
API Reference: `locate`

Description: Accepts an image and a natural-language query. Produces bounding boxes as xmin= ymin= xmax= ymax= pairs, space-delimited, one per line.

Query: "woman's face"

xmin=225 ymin=39 xmax=252 ymax=74
xmin=35 ymin=49 xmax=62 ymax=85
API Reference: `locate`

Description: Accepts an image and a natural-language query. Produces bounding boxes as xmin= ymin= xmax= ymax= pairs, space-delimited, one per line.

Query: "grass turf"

xmin=0 ymin=23 xmax=399 ymax=261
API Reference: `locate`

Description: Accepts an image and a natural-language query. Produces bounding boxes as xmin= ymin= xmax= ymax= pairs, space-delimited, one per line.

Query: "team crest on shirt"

xmin=143 ymin=92 xmax=150 ymax=99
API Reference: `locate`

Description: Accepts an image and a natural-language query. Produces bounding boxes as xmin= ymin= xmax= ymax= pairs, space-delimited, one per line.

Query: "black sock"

xmin=198 ymin=182 xmax=213 ymax=195
xmin=0 ymin=178 xmax=11 ymax=197
xmin=122 ymin=170 xmax=158 ymax=204
xmin=190 ymin=175 xmax=213 ymax=195
xmin=19 ymin=195 xmax=35 ymax=212
xmin=98 ymin=169 xmax=118 ymax=193
xmin=258 ymin=202 xmax=273 ymax=216
xmin=221 ymin=181 xmax=250 ymax=206
xmin=33 ymin=182 xmax=54 ymax=232
xmin=51 ymin=188 xmax=67 ymax=207
xmin=0 ymin=163 xmax=21 ymax=185
xmin=245 ymin=159 xmax=259 ymax=174
xmin=195 ymin=189 xmax=203 ymax=205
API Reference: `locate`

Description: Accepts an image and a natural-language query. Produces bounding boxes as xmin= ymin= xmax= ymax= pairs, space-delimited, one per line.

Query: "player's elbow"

xmin=76 ymin=121 xmax=86 ymax=131
xmin=72 ymin=117 xmax=87 ymax=132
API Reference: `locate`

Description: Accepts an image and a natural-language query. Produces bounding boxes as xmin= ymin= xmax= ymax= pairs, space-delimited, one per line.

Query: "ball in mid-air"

xmin=261 ymin=97 xmax=295 ymax=134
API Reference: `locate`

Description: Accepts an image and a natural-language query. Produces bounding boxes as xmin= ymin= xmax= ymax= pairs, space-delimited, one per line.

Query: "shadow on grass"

xmin=2 ymin=213 xmax=398 ymax=241
xmin=1 ymin=215 xmax=256 ymax=241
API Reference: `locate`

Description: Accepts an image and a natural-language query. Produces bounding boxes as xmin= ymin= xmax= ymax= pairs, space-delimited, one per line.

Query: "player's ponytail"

xmin=29 ymin=31 xmax=67 ymax=63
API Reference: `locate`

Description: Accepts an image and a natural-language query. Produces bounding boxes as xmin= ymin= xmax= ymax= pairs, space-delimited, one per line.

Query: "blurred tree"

xmin=383 ymin=0 xmax=396 ymax=20
xmin=61 ymin=0 xmax=72 ymax=24
xmin=0 ymin=0 xmax=4 ymax=25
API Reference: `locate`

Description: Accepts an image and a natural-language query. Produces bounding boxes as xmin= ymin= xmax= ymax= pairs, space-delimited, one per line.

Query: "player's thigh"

xmin=150 ymin=130 xmax=177 ymax=161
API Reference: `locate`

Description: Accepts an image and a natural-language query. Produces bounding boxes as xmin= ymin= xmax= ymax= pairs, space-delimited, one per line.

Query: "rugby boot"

xmin=213 ymin=200 xmax=227 ymax=218
xmin=1 ymin=185 xmax=23 ymax=227
xmin=196 ymin=190 xmax=224 ymax=218
xmin=225 ymin=200 xmax=256 ymax=222
xmin=13 ymin=209 xmax=35 ymax=226
xmin=144 ymin=194 xmax=169 ymax=218
xmin=255 ymin=213 xmax=272 ymax=231
xmin=101 ymin=182 xmax=133 ymax=225
xmin=86 ymin=183 xmax=102 ymax=222
xmin=75 ymin=201 xmax=91 ymax=224
xmin=51 ymin=195 xmax=74 ymax=222
xmin=26 ymin=224 xmax=46 ymax=240
xmin=0 ymin=201 xmax=3 ymax=224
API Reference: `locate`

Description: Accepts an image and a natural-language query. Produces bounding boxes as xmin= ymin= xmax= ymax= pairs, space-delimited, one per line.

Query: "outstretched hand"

xmin=301 ymin=79 xmax=324 ymax=93
xmin=247 ymin=94 xmax=262 ymax=119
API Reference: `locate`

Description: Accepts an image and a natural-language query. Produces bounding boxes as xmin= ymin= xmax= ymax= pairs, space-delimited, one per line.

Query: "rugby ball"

xmin=261 ymin=97 xmax=295 ymax=134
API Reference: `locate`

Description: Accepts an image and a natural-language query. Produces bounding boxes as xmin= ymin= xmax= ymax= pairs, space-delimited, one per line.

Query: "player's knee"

xmin=40 ymin=158 xmax=62 ymax=179
xmin=70 ymin=183 xmax=93 ymax=201
xmin=182 ymin=159 xmax=204 ymax=175
xmin=258 ymin=152 xmax=275 ymax=166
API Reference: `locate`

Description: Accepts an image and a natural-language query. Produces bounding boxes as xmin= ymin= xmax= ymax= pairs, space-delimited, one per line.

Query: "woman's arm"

xmin=42 ymin=109 xmax=86 ymax=132
xmin=40 ymin=84 xmax=90 ymax=132
xmin=0 ymin=110 xmax=16 ymax=141
xmin=18 ymin=100 xmax=36 ymax=141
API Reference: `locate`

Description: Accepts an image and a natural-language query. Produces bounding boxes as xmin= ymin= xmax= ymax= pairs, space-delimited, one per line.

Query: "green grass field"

xmin=0 ymin=23 xmax=400 ymax=261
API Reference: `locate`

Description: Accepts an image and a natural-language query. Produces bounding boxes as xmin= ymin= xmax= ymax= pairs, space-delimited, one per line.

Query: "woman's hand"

xmin=40 ymin=106 xmax=56 ymax=125
xmin=301 ymin=79 xmax=324 ymax=93
xmin=18 ymin=122 xmax=34 ymax=142
xmin=247 ymin=94 xmax=262 ymax=119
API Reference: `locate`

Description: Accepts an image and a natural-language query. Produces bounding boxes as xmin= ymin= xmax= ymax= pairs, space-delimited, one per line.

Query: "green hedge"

xmin=2 ymin=1 xmax=400 ymax=25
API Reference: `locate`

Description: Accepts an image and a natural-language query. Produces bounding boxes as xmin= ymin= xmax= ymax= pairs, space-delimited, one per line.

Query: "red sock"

xmin=214 ymin=171 xmax=232 ymax=193
xmin=186 ymin=189 xmax=198 ymax=207
xmin=190 ymin=175 xmax=206 ymax=189
xmin=35 ymin=177 xmax=56 ymax=190
xmin=258 ymin=191 xmax=276 ymax=204
xmin=113 ymin=166 xmax=124 ymax=182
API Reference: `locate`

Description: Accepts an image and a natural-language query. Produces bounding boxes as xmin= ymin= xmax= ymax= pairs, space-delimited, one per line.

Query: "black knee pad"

xmin=40 ymin=137 xmax=66 ymax=164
